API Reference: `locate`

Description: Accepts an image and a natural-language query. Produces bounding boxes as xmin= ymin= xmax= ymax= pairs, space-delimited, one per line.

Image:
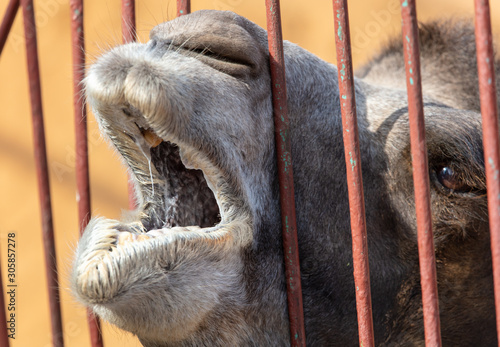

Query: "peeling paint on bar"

xmin=474 ymin=0 xmax=500 ymax=342
xmin=332 ymin=1 xmax=375 ymax=346
xmin=265 ymin=1 xmax=306 ymax=345
xmin=177 ymin=0 xmax=190 ymax=17
xmin=400 ymin=0 xmax=442 ymax=345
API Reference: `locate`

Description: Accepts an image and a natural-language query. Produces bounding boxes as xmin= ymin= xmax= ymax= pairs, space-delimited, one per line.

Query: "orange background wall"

xmin=0 ymin=0 xmax=498 ymax=346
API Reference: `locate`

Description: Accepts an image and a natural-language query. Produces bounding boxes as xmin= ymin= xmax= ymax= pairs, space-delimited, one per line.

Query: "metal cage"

xmin=0 ymin=0 xmax=498 ymax=346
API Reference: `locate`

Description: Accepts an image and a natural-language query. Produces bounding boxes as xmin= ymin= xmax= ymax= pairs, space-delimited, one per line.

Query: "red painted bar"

xmin=69 ymin=1 xmax=104 ymax=346
xmin=474 ymin=0 xmax=500 ymax=342
xmin=122 ymin=0 xmax=135 ymax=44
xmin=121 ymin=0 xmax=137 ymax=210
xmin=20 ymin=0 xmax=64 ymax=346
xmin=0 ymin=254 xmax=9 ymax=347
xmin=332 ymin=1 xmax=375 ymax=346
xmin=177 ymin=0 xmax=190 ymax=17
xmin=400 ymin=1 xmax=442 ymax=345
xmin=0 ymin=0 xmax=19 ymax=55
xmin=264 ymin=1 xmax=306 ymax=346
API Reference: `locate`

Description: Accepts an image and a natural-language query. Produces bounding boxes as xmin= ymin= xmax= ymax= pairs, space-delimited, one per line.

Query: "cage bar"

xmin=399 ymin=0 xmax=442 ymax=345
xmin=20 ymin=0 xmax=64 ymax=346
xmin=69 ymin=1 xmax=104 ymax=346
xmin=121 ymin=0 xmax=137 ymax=210
xmin=331 ymin=1 xmax=375 ymax=346
xmin=264 ymin=1 xmax=306 ymax=346
xmin=2 ymin=0 xmax=499 ymax=345
xmin=69 ymin=0 xmax=90 ymax=237
xmin=473 ymin=0 xmax=500 ymax=343
xmin=0 ymin=0 xmax=18 ymax=55
xmin=122 ymin=0 xmax=136 ymax=46
xmin=177 ymin=0 xmax=190 ymax=17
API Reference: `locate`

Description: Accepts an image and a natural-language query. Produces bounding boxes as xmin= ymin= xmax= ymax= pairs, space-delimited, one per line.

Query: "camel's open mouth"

xmin=116 ymin=119 xmax=222 ymax=244
xmin=73 ymin=107 xmax=243 ymax=304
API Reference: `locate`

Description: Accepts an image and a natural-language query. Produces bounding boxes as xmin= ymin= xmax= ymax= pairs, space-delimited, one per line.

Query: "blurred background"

xmin=0 ymin=0 xmax=498 ymax=346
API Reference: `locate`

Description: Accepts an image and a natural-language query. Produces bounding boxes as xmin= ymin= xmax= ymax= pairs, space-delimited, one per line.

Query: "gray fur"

xmin=72 ymin=10 xmax=498 ymax=346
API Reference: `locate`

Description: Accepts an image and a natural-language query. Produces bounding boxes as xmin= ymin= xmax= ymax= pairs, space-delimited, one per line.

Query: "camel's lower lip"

xmin=72 ymin=216 xmax=232 ymax=305
xmin=116 ymin=225 xmax=205 ymax=245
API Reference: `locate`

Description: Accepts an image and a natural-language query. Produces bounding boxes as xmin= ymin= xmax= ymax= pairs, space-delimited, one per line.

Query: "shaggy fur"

xmin=72 ymin=10 xmax=499 ymax=346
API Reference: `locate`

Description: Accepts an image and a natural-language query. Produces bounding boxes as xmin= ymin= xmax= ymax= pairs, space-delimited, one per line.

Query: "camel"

xmin=72 ymin=10 xmax=499 ymax=346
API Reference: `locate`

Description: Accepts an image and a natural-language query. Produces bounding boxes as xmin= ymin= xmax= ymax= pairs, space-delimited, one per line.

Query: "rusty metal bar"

xmin=121 ymin=0 xmax=138 ymax=210
xmin=69 ymin=1 xmax=104 ymax=346
xmin=176 ymin=0 xmax=190 ymax=17
xmin=0 ymin=0 xmax=19 ymax=56
xmin=0 ymin=254 xmax=9 ymax=347
xmin=122 ymin=0 xmax=135 ymax=44
xmin=474 ymin=0 xmax=500 ymax=343
xmin=332 ymin=1 xmax=375 ymax=346
xmin=20 ymin=0 xmax=64 ymax=346
xmin=264 ymin=1 xmax=306 ymax=346
xmin=69 ymin=0 xmax=89 ymax=248
xmin=400 ymin=1 xmax=442 ymax=345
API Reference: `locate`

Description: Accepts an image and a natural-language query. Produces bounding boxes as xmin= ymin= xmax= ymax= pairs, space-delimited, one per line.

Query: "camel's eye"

xmin=436 ymin=166 xmax=469 ymax=192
